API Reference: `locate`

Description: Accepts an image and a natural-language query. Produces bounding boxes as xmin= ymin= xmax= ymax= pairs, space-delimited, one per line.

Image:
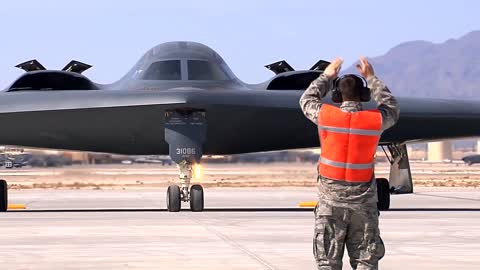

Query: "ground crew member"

xmin=300 ymin=57 xmax=399 ymax=270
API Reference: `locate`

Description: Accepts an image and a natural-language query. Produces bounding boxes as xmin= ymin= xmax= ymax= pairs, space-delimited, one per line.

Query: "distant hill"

xmin=345 ymin=31 xmax=480 ymax=98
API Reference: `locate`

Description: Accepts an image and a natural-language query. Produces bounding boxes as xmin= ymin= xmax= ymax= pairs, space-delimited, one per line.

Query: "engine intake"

xmin=6 ymin=71 xmax=99 ymax=92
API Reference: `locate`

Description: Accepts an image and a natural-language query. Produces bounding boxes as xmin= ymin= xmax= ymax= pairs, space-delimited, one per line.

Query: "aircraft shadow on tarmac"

xmin=4 ymin=208 xmax=480 ymax=213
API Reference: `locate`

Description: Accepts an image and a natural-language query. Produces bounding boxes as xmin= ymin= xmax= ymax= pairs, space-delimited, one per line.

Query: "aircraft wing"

xmin=0 ymin=89 xmax=479 ymax=155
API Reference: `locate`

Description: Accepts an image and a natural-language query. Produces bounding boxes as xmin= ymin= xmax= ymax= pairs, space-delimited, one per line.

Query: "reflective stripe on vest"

xmin=320 ymin=157 xmax=374 ymax=169
xmin=318 ymin=126 xmax=382 ymax=136
xmin=317 ymin=104 xmax=382 ymax=183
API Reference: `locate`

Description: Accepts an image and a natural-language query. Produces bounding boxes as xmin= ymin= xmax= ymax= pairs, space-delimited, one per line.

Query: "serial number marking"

xmin=176 ymin=148 xmax=196 ymax=155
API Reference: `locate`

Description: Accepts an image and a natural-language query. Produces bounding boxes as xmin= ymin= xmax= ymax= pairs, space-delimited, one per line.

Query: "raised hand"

xmin=323 ymin=57 xmax=343 ymax=79
xmin=356 ymin=56 xmax=375 ymax=79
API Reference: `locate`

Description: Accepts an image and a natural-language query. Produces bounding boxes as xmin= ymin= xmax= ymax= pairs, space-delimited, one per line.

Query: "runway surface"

xmin=1 ymin=188 xmax=480 ymax=269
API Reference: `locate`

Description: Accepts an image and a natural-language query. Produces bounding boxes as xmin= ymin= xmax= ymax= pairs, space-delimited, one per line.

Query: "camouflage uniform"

xmin=300 ymin=73 xmax=399 ymax=270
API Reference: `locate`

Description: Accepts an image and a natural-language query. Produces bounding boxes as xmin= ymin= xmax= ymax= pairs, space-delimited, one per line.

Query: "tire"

xmin=190 ymin=184 xmax=204 ymax=212
xmin=166 ymin=185 xmax=181 ymax=212
xmin=0 ymin=179 xmax=7 ymax=212
xmin=376 ymin=178 xmax=390 ymax=211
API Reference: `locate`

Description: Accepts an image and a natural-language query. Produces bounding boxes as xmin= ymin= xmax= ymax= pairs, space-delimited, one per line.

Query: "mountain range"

xmin=345 ymin=30 xmax=480 ymax=99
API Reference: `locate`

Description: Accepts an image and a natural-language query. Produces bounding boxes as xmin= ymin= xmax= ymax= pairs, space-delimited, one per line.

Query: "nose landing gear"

xmin=165 ymin=160 xmax=204 ymax=212
xmin=165 ymin=110 xmax=206 ymax=212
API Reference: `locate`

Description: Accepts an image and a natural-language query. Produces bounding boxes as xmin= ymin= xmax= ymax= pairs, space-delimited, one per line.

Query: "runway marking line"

xmin=8 ymin=204 xmax=26 ymax=210
xmin=298 ymin=201 xmax=317 ymax=207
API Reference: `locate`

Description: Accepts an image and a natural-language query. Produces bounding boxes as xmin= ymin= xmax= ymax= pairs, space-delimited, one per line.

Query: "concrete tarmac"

xmin=1 ymin=188 xmax=480 ymax=269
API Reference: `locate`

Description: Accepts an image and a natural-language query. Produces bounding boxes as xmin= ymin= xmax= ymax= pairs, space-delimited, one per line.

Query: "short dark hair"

xmin=338 ymin=75 xmax=362 ymax=100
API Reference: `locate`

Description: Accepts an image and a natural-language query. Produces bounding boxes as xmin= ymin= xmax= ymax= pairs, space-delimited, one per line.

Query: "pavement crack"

xmin=184 ymin=214 xmax=278 ymax=270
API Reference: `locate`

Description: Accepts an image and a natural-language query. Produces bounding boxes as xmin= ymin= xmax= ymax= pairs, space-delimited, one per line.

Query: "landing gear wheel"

xmin=166 ymin=185 xmax=181 ymax=212
xmin=376 ymin=178 xmax=390 ymax=211
xmin=0 ymin=179 xmax=7 ymax=212
xmin=190 ymin=184 xmax=204 ymax=212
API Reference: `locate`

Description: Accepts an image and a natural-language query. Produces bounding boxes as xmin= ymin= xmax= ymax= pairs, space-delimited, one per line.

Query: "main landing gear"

xmin=165 ymin=110 xmax=206 ymax=212
xmin=377 ymin=144 xmax=414 ymax=211
xmin=0 ymin=179 xmax=7 ymax=212
xmin=376 ymin=178 xmax=390 ymax=211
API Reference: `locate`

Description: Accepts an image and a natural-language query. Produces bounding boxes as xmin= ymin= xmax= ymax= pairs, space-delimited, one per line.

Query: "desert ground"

xmin=2 ymin=161 xmax=480 ymax=190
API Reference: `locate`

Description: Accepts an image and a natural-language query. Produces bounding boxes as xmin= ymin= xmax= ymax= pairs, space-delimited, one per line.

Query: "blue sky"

xmin=0 ymin=0 xmax=478 ymax=86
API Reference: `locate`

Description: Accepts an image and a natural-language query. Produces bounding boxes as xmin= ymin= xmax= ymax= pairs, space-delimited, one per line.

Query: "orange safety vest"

xmin=317 ymin=104 xmax=382 ymax=183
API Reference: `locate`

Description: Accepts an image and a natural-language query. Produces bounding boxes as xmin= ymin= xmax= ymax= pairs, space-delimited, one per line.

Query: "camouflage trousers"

xmin=313 ymin=200 xmax=385 ymax=270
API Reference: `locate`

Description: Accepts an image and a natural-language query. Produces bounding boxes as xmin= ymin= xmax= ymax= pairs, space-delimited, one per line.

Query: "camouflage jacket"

xmin=299 ymin=73 xmax=399 ymax=208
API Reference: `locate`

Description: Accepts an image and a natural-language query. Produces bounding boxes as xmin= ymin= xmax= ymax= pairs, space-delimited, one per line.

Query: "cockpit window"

xmin=142 ymin=60 xmax=181 ymax=80
xmin=188 ymin=60 xmax=229 ymax=80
